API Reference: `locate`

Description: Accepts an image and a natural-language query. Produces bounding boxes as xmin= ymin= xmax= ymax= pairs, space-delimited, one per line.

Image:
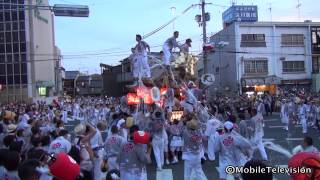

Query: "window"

xmin=14 ymin=63 xmax=20 ymax=74
xmin=0 ymin=54 xmax=5 ymax=63
xmin=13 ymin=32 xmax=19 ymax=42
xmin=282 ymin=61 xmax=305 ymax=73
xmin=12 ymin=22 xmax=18 ymax=30
xmin=312 ymin=57 xmax=320 ymax=74
xmin=21 ymin=63 xmax=27 ymax=74
xmin=13 ymin=43 xmax=19 ymax=53
xmin=21 ymin=75 xmax=27 ymax=84
xmin=12 ymin=12 xmax=17 ymax=21
xmin=18 ymin=11 xmax=24 ymax=20
xmin=281 ymin=34 xmax=304 ymax=46
xmin=19 ymin=31 xmax=25 ymax=42
xmin=5 ymin=32 xmax=11 ymax=42
xmin=20 ymin=43 xmax=26 ymax=52
xmin=38 ymin=87 xmax=47 ymax=96
xmin=0 ymin=44 xmax=4 ymax=53
xmin=0 ymin=23 xmax=4 ymax=31
xmin=7 ymin=75 xmax=13 ymax=84
xmin=5 ymin=12 xmax=11 ymax=21
xmin=0 ymin=65 xmax=5 ymax=75
xmin=244 ymin=59 xmax=268 ymax=74
xmin=5 ymin=22 xmax=11 ymax=31
xmin=6 ymin=63 xmax=12 ymax=75
xmin=14 ymin=53 xmax=20 ymax=62
xmin=19 ymin=21 xmax=25 ymax=30
xmin=241 ymin=34 xmax=266 ymax=47
xmin=0 ymin=76 xmax=6 ymax=84
xmin=6 ymin=44 xmax=12 ymax=53
xmin=14 ymin=75 xmax=20 ymax=84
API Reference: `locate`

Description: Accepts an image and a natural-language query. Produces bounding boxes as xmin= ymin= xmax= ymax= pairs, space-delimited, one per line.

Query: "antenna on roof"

xmin=296 ymin=0 xmax=302 ymax=21
xmin=268 ymin=3 xmax=272 ymax=22
xmin=231 ymin=0 xmax=236 ymax=6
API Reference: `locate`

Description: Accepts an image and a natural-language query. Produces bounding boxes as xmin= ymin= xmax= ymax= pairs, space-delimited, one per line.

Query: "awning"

xmin=265 ymin=76 xmax=282 ymax=85
xmin=281 ymin=79 xmax=312 ymax=85
xmin=241 ymin=78 xmax=265 ymax=86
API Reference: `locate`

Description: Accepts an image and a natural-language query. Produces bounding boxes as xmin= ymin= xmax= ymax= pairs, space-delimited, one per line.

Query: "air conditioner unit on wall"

xmin=279 ymin=57 xmax=286 ymax=61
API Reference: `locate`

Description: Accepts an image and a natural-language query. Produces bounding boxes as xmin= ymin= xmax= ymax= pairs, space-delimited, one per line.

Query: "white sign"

xmin=201 ymin=74 xmax=215 ymax=86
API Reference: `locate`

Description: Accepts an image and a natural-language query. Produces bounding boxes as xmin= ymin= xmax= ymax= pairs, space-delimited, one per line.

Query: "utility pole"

xmin=201 ymin=0 xmax=208 ymax=74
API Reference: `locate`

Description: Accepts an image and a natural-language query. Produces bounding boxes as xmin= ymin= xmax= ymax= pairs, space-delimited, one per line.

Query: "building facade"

xmin=199 ymin=21 xmax=320 ymax=96
xmin=0 ymin=0 xmax=57 ymax=103
xmin=75 ymin=74 xmax=103 ymax=96
xmin=63 ymin=70 xmax=79 ymax=96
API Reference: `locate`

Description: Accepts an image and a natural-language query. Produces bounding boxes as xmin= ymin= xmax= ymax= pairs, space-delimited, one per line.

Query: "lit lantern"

xmin=143 ymin=90 xmax=153 ymax=104
xmin=160 ymin=87 xmax=168 ymax=95
xmin=127 ymin=93 xmax=140 ymax=105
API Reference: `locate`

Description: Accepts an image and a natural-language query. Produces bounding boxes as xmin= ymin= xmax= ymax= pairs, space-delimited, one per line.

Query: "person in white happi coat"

xmin=90 ymin=124 xmax=104 ymax=180
xmin=168 ymin=119 xmax=184 ymax=164
xmin=134 ymin=34 xmax=151 ymax=80
xmin=292 ymin=136 xmax=319 ymax=155
xmin=162 ymin=31 xmax=180 ymax=66
xmin=61 ymin=107 xmax=68 ymax=124
xmin=256 ymin=99 xmax=265 ymax=117
xmin=298 ymin=100 xmax=308 ymax=134
xmin=206 ymin=118 xmax=222 ymax=161
xmin=148 ymin=110 xmax=166 ymax=170
xmin=250 ymin=109 xmax=268 ymax=161
xmin=182 ymin=119 xmax=207 ymax=180
xmin=105 ymin=125 xmax=126 ymax=171
xmin=49 ymin=129 xmax=72 ymax=154
xmin=181 ymin=81 xmax=197 ymax=114
xmin=73 ymin=102 xmax=80 ymax=120
xmin=214 ymin=121 xmax=252 ymax=180
xmin=117 ymin=125 xmax=152 ymax=180
xmin=164 ymin=86 xmax=175 ymax=120
xmin=180 ymin=38 xmax=192 ymax=68
xmin=280 ymin=100 xmax=289 ymax=131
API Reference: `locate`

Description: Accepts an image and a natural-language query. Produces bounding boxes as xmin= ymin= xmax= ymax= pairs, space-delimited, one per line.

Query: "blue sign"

xmin=222 ymin=5 xmax=258 ymax=23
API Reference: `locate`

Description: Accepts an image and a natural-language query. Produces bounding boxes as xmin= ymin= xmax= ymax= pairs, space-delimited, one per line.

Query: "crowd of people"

xmin=0 ymin=84 xmax=319 ymax=180
xmin=0 ymin=31 xmax=320 ymax=180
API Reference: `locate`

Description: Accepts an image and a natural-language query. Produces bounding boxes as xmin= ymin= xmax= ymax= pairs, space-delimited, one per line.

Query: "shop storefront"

xmin=279 ymin=79 xmax=312 ymax=92
xmin=241 ymin=76 xmax=281 ymax=95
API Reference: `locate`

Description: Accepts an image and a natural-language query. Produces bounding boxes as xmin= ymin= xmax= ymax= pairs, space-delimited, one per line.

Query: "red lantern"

xmin=288 ymin=152 xmax=320 ymax=180
xmin=160 ymin=87 xmax=167 ymax=95
xmin=127 ymin=93 xmax=140 ymax=105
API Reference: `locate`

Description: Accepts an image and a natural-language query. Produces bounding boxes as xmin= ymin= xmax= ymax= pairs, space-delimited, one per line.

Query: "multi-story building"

xmin=75 ymin=74 xmax=103 ymax=96
xmin=0 ymin=0 xmax=57 ymax=102
xmin=199 ymin=21 xmax=320 ymax=96
xmin=63 ymin=70 xmax=79 ymax=96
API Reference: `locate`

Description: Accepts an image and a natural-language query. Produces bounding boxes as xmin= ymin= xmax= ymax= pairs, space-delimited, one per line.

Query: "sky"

xmin=51 ymin=0 xmax=320 ymax=74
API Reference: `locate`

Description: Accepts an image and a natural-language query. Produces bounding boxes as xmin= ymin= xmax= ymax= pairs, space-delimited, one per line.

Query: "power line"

xmin=142 ymin=4 xmax=198 ymax=39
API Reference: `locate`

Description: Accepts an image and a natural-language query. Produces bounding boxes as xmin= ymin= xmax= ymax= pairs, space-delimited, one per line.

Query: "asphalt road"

xmin=65 ymin=113 xmax=320 ymax=180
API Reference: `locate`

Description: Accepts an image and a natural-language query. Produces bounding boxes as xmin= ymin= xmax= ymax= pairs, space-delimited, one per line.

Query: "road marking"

xmin=264 ymin=119 xmax=278 ymax=122
xmin=295 ymin=125 xmax=302 ymax=127
xmin=286 ymin=138 xmax=304 ymax=141
xmin=64 ymin=124 xmax=74 ymax=127
xmin=263 ymin=138 xmax=276 ymax=141
xmin=157 ymin=169 xmax=173 ymax=180
xmin=269 ymin=126 xmax=287 ymax=128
